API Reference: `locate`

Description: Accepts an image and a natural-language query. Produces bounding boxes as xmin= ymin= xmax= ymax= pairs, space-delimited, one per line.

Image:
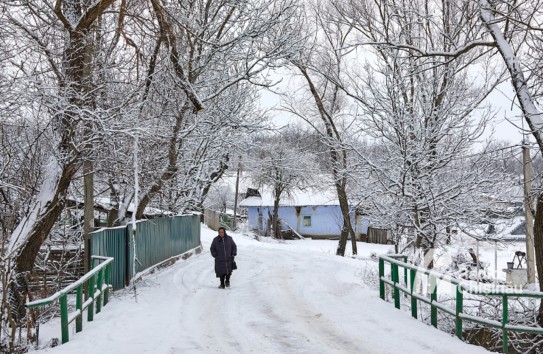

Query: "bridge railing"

xmin=379 ymin=254 xmax=543 ymax=354
xmin=26 ymin=255 xmax=114 ymax=344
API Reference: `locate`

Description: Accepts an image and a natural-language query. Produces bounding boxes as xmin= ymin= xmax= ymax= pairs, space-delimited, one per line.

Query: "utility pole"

xmin=522 ymin=139 xmax=536 ymax=284
xmin=83 ymin=156 xmax=93 ymax=274
xmin=130 ymin=133 xmax=139 ymax=301
xmin=233 ymin=159 xmax=241 ymax=230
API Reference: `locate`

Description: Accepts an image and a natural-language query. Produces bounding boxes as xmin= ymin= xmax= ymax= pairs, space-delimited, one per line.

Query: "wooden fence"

xmin=30 ymin=247 xmax=84 ymax=296
xmin=367 ymin=227 xmax=392 ymax=244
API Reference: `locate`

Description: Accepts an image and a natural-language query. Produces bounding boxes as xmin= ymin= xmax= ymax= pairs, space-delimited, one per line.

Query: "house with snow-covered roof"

xmin=239 ymin=188 xmax=369 ymax=239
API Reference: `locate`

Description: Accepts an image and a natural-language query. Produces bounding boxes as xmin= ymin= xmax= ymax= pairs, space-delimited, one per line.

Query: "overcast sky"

xmin=485 ymin=83 xmax=527 ymax=144
xmin=260 ymin=81 xmax=529 ymax=146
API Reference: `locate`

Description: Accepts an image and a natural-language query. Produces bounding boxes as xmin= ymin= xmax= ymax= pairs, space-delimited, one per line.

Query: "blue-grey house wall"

xmin=246 ymin=205 xmax=365 ymax=238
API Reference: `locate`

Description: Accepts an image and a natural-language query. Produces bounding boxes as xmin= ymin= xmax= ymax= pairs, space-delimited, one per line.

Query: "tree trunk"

xmin=8 ymin=0 xmax=115 ymax=323
xmin=534 ymin=194 xmax=543 ymax=326
xmin=107 ymin=208 xmax=119 ymax=227
xmin=10 ymin=158 xmax=79 ymax=322
xmin=479 ymin=0 xmax=543 ymax=151
xmin=468 ymin=248 xmax=478 ymax=264
xmin=273 ymin=192 xmax=281 ymax=239
xmin=295 ymin=65 xmax=357 ymax=256
xmin=335 ymin=182 xmax=357 ymax=256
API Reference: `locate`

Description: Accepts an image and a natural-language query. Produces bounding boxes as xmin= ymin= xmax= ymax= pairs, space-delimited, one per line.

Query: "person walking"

xmin=210 ymin=227 xmax=237 ymax=289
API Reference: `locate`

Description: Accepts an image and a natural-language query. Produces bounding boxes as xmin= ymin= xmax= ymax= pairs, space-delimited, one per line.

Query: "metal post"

xmin=104 ymin=263 xmax=110 ymax=305
xmin=233 ymin=159 xmax=241 ymax=230
xmin=503 ymin=295 xmax=509 ymax=354
xmin=430 ymin=275 xmax=437 ymax=328
xmin=410 ymin=268 xmax=417 ymax=319
xmin=88 ymin=275 xmax=95 ymax=322
xmin=76 ymin=285 xmax=83 ymax=332
xmin=83 ymin=157 xmax=94 ymax=283
xmin=131 ymin=134 xmax=139 ymax=301
xmin=60 ymin=293 xmax=69 ymax=343
xmin=379 ymin=258 xmax=385 ymax=300
xmin=392 ymin=263 xmax=400 ymax=309
xmin=403 ymin=256 xmax=408 ymax=286
xmin=96 ymin=269 xmax=103 ymax=313
xmin=455 ymin=285 xmax=463 ymax=340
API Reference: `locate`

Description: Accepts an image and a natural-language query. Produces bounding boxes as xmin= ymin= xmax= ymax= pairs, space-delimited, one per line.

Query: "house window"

xmin=303 ymin=215 xmax=312 ymax=227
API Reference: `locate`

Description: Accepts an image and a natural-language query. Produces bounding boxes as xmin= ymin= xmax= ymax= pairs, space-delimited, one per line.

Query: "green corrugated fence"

xmin=90 ymin=226 xmax=128 ymax=289
xmin=91 ymin=215 xmax=201 ymax=289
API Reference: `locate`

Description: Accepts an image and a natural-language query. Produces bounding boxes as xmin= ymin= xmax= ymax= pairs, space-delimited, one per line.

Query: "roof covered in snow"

xmin=239 ymin=188 xmax=339 ymax=207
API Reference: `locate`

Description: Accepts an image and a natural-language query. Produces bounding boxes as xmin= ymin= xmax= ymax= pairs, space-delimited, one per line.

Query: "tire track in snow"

xmin=247 ymin=250 xmax=379 ymax=354
xmin=171 ymin=249 xmax=269 ymax=353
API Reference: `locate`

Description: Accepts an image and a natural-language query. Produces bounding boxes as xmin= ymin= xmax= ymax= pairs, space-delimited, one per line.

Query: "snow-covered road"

xmin=36 ymin=226 xmax=491 ymax=354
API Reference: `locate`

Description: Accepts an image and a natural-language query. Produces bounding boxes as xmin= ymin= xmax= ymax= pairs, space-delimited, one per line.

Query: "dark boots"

xmin=219 ymin=274 xmax=231 ymax=289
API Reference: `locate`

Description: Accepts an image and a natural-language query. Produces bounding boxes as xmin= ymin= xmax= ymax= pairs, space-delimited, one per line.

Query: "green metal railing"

xmin=26 ymin=256 xmax=114 ymax=344
xmin=379 ymin=254 xmax=543 ymax=354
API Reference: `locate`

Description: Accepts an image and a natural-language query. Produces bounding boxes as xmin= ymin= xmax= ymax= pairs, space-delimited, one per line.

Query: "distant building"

xmin=239 ymin=188 xmax=369 ymax=239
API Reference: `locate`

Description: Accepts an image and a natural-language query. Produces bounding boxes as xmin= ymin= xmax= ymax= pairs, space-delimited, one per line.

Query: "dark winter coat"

xmin=210 ymin=234 xmax=237 ymax=277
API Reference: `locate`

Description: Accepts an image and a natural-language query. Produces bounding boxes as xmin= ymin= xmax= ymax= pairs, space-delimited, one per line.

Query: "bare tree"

xmin=285 ymin=0 xmax=359 ymax=255
xmin=0 ymin=1 xmax=149 ymax=350
xmin=130 ymin=0 xmax=302 ymax=219
xmin=477 ymin=0 xmax=543 ymax=325
xmin=3 ymin=2 xmax=118 ymax=335
xmin=333 ymin=0 xmax=505 ymax=264
xmin=250 ymin=138 xmax=315 ymax=238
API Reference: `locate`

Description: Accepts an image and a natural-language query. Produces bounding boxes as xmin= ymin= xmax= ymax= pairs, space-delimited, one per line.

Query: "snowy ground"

xmin=32 ymin=225 xmax=494 ymax=354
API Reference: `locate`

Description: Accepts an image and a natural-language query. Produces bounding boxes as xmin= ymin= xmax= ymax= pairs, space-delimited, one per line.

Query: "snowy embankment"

xmin=33 ymin=225 xmax=491 ymax=354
